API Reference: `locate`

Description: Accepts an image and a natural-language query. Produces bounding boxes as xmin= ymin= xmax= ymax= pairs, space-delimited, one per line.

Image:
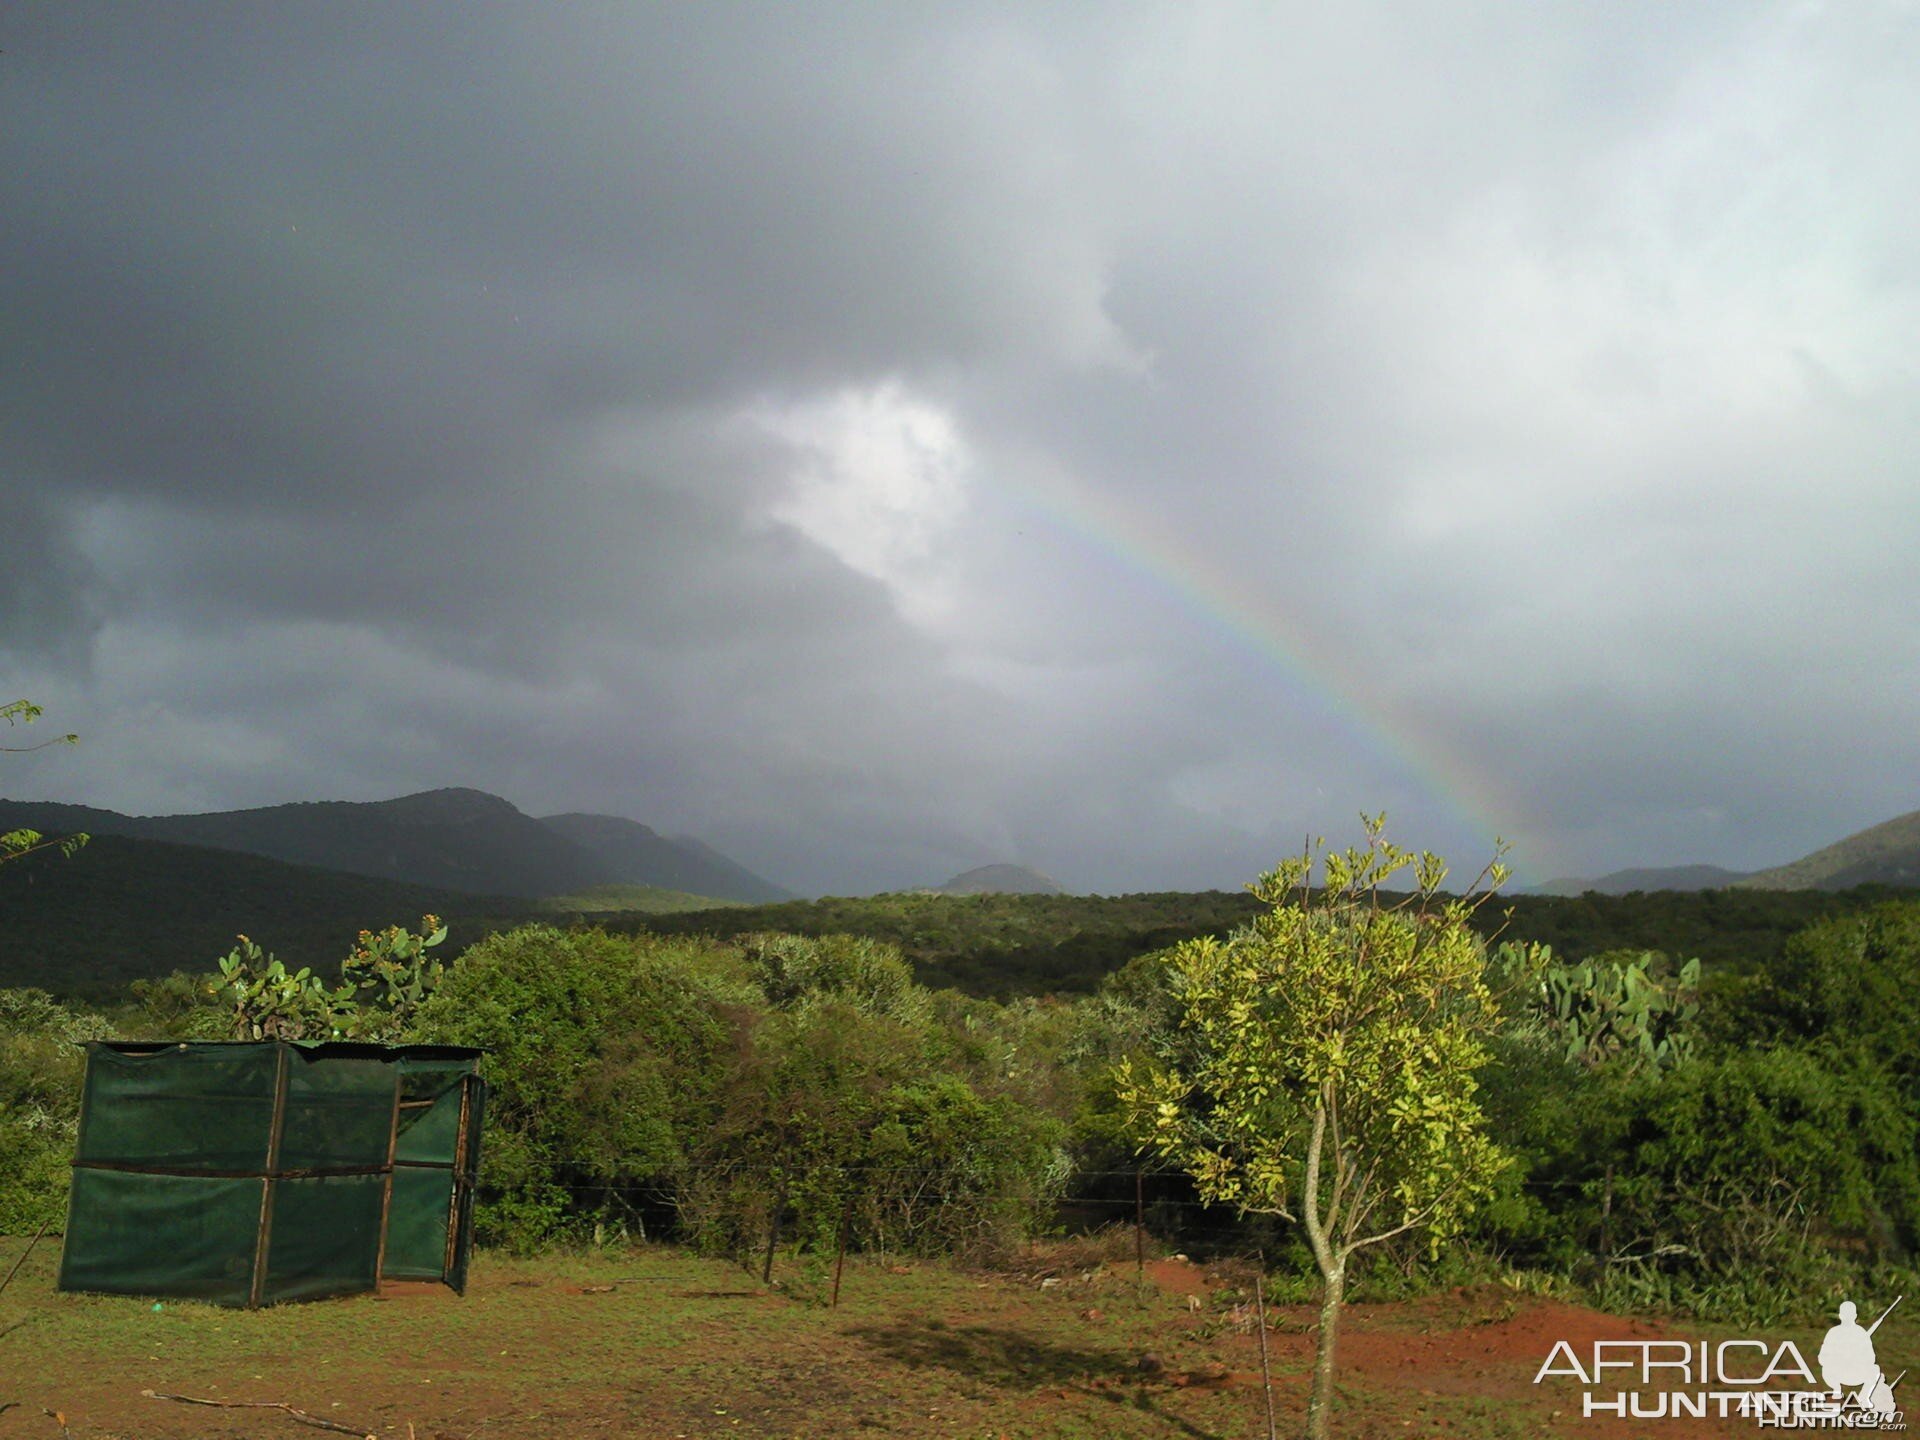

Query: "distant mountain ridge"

xmin=1533 ymin=807 xmax=1920 ymax=896
xmin=1735 ymin=808 xmax=1920 ymax=891
xmin=1530 ymin=864 xmax=1753 ymax=897
xmin=538 ymin=812 xmax=790 ymax=903
xmin=0 ymin=788 xmax=788 ymax=902
xmin=927 ymin=864 xmax=1064 ymax=896
xmin=0 ymin=831 xmax=526 ymax=995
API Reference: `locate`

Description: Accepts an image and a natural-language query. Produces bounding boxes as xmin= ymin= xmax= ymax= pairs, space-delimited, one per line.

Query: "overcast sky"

xmin=5 ymin=3 xmax=1917 ymax=896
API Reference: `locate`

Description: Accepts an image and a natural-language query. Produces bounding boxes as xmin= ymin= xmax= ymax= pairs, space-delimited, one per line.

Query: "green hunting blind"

xmin=58 ymin=1040 xmax=485 ymax=1307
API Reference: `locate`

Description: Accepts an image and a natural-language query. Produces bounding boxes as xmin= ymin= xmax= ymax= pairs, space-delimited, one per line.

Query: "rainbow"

xmin=988 ymin=458 xmax=1537 ymax=886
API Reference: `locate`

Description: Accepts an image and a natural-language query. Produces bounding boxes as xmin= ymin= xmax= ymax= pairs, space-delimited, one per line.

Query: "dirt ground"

xmin=0 ymin=1237 xmax=1892 ymax=1439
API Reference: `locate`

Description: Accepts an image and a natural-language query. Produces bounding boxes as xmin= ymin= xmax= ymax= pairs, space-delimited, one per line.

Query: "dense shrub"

xmin=1724 ymin=900 xmax=1920 ymax=1081
xmin=1616 ymin=1050 xmax=1915 ymax=1321
xmin=1488 ymin=1044 xmax=1918 ymax=1324
xmin=411 ymin=925 xmax=757 ymax=1249
xmin=860 ymin=1074 xmax=1067 ymax=1258
xmin=119 ymin=969 xmax=228 ymax=1039
xmin=10 ymin=884 xmax=1920 ymax=1316
xmin=685 ymin=990 xmax=1066 ymax=1265
xmin=0 ymin=989 xmax=104 ymax=1232
xmin=737 ymin=931 xmax=932 ymax=1028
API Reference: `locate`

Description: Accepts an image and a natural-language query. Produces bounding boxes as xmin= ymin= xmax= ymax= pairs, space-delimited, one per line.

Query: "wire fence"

xmin=537 ymin=1164 xmax=1597 ymax=1196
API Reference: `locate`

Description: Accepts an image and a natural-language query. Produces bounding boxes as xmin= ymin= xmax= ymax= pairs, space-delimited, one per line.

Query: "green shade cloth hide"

xmin=58 ymin=1040 xmax=484 ymax=1307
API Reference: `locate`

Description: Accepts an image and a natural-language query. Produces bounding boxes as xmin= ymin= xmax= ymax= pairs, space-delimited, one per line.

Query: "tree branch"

xmin=1348 ymin=1197 xmax=1444 ymax=1256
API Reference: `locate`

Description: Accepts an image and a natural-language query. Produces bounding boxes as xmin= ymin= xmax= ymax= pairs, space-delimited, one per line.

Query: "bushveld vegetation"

xmin=1 ymin=835 xmax=1896 ymax=998
xmin=3 ymin=819 xmax=1918 ymax=1332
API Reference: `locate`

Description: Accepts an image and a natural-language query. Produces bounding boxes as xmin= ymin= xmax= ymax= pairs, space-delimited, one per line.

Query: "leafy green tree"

xmin=0 ymin=699 xmax=87 ymax=868
xmin=1118 ymin=818 xmax=1528 ymax=1440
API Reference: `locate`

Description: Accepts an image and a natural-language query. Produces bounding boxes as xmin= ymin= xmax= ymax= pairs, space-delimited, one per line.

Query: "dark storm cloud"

xmin=6 ymin=3 xmax=1919 ymax=892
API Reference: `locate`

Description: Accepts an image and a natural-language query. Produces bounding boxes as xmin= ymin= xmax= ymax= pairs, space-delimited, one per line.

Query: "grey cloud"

xmin=6 ymin=3 xmax=1919 ymax=894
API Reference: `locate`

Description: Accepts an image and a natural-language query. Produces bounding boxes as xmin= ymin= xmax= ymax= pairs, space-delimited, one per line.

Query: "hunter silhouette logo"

xmin=1533 ymin=1294 xmax=1908 ymax=1429
xmin=1820 ymin=1298 xmax=1904 ymax=1420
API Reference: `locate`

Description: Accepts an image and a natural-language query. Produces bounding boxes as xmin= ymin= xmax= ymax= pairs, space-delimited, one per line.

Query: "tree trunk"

xmin=1306 ymin=1257 xmax=1346 ymax=1440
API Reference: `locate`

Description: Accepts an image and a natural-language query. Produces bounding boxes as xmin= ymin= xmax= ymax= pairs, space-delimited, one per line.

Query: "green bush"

xmin=1540 ymin=1047 xmax=1918 ymax=1325
xmin=683 ymin=990 xmax=1067 ymax=1266
xmin=411 ymin=925 xmax=757 ymax=1250
xmin=861 ymin=1073 xmax=1067 ymax=1259
xmin=738 ymin=931 xmax=932 ymax=1028
xmin=119 ymin=969 xmax=228 ymax=1039
xmin=0 ymin=988 xmax=105 ymax=1233
xmin=1727 ymin=900 xmax=1920 ymax=1084
xmin=681 ymin=999 xmax=921 ymax=1258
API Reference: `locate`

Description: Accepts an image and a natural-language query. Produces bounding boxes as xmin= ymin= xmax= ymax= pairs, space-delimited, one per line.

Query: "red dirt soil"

xmin=1138 ymin=1259 xmax=1778 ymax=1439
xmin=2 ymin=1247 xmax=1870 ymax=1439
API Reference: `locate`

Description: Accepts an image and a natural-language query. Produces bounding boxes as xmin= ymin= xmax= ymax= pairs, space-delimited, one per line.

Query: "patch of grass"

xmin=1 ymin=1236 xmax=1778 ymax=1439
xmin=539 ymin=884 xmax=745 ymax=915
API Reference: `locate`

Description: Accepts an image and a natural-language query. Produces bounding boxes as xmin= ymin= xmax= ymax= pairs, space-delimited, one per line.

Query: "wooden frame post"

xmin=373 ymin=1072 xmax=404 ymax=1293
xmin=442 ymin=1075 xmax=474 ymax=1282
xmin=248 ymin=1043 xmax=292 ymax=1309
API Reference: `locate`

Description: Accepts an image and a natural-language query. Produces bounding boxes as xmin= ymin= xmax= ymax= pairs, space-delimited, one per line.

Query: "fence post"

xmin=1134 ymin=1170 xmax=1145 ymax=1280
xmin=761 ymin=1179 xmax=786 ymax=1287
xmin=1256 ymin=1269 xmax=1278 ymax=1440
xmin=831 ymin=1190 xmax=854 ymax=1307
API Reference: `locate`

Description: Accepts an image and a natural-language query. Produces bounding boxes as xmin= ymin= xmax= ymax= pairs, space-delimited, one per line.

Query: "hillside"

xmin=1530 ymin=864 xmax=1752 ymax=896
xmin=0 ymin=835 xmax=1902 ymax=1003
xmin=0 ymin=832 xmax=530 ymax=996
xmin=1735 ymin=808 xmax=1920 ymax=891
xmin=927 ymin=864 xmax=1064 ymax=896
xmin=539 ymin=883 xmax=746 ymax=915
xmin=539 ymin=812 xmax=789 ymax=902
xmin=0 ymin=789 xmax=787 ymax=902
xmin=0 ymin=789 xmax=598 ymax=898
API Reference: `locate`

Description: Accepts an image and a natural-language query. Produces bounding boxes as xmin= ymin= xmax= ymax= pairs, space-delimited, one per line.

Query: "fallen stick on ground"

xmin=0 ymin=1217 xmax=52 ymax=1300
xmin=142 ymin=1388 xmax=376 ymax=1438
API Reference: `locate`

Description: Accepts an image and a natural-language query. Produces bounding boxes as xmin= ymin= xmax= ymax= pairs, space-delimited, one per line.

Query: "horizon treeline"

xmin=5 ymin=843 xmax=1905 ymax=1001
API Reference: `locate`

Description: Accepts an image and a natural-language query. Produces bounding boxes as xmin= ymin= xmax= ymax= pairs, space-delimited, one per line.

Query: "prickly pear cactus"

xmin=213 ymin=935 xmax=333 ymax=1040
xmin=208 ymin=917 xmax=450 ymax=1042
xmin=331 ymin=915 xmax=450 ymax=1039
xmin=1537 ymin=950 xmax=1700 ymax=1071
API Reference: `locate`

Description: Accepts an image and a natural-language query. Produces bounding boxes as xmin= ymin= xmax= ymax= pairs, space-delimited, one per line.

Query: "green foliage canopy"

xmin=411 ymin=925 xmax=756 ymax=1248
xmin=1118 ymin=819 xmax=1530 ymax=1438
xmin=0 ymin=988 xmax=105 ymax=1231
